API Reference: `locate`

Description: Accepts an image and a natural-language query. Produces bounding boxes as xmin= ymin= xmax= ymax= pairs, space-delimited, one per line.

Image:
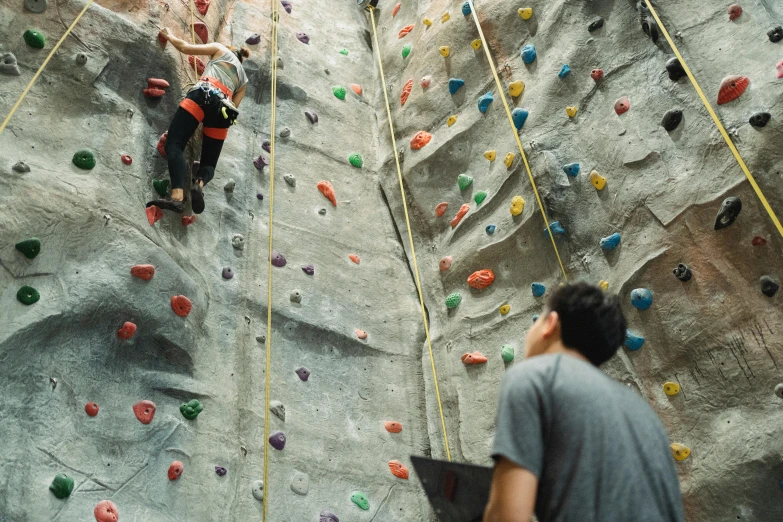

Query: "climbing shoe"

xmin=191 ymin=184 xmax=205 ymax=214
xmin=146 ymin=198 xmax=184 ymax=214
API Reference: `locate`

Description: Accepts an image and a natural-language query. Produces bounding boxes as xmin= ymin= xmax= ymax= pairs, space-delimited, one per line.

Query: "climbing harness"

xmin=466 ymin=0 xmax=568 ymax=281
xmin=193 ymin=77 xmax=240 ymax=124
xmin=643 ymin=2 xmax=783 ymax=239
xmin=367 ymin=5 xmax=452 ymax=462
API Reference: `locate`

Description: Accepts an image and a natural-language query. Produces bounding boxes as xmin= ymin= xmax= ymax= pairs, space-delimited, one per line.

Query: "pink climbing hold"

xmin=147 ymin=78 xmax=170 ymax=89
xmin=435 ymin=202 xmax=448 ymax=217
xmin=400 ymin=79 xmax=413 ymax=106
xmin=356 ymin=329 xmax=368 ymax=339
xmin=121 ymin=154 xmax=132 ymax=165
xmin=132 ymin=400 xmax=156 ymax=424
xmin=194 ymin=0 xmax=209 ymax=15
xmin=461 ymin=351 xmax=488 ymax=365
xmin=776 ymin=59 xmax=783 ymax=79
xmin=171 ymin=295 xmax=193 ymax=317
xmin=349 ymin=254 xmax=360 ymax=264
xmin=168 ymin=461 xmax=184 ymax=480
xmin=728 ymin=4 xmax=742 ymax=21
xmin=146 ymin=205 xmax=163 ymax=226
xmin=94 ymin=500 xmax=119 ymax=522
xmin=130 ymin=264 xmax=155 ymax=280
xmin=591 ymin=68 xmax=603 ymax=81
xmin=117 ymin=321 xmax=137 ymax=340
xmin=317 ymin=181 xmax=337 ymax=206
xmin=193 ymin=22 xmax=208 ymax=43
xmin=439 ymin=256 xmax=453 ymax=271
xmin=188 ymin=56 xmax=206 ymax=76
xmin=144 ymin=88 xmax=165 ymax=98
xmin=410 ymin=131 xmax=432 ymax=150
xmin=351 ymin=83 xmax=363 ymax=96
xmin=450 ymin=204 xmax=470 ymax=228
xmin=398 ymin=24 xmax=414 ymax=39
xmin=384 ymin=420 xmax=403 ymax=433
xmin=614 ymin=96 xmax=630 ymax=115
xmin=85 ymin=402 xmax=99 ymax=417
xmin=157 ymin=132 xmax=168 ymax=156
xmin=182 ymin=215 xmax=197 ymax=226
xmin=421 ymin=75 xmax=432 ymax=89
xmin=392 ymin=2 xmax=401 ymax=16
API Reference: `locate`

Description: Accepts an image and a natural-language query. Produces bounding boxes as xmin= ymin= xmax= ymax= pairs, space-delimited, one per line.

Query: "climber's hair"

xmin=545 ymin=282 xmax=627 ymax=366
xmin=229 ymin=46 xmax=250 ymax=63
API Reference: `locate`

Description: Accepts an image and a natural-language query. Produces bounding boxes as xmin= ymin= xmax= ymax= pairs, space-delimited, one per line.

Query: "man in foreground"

xmin=483 ymin=282 xmax=684 ymax=522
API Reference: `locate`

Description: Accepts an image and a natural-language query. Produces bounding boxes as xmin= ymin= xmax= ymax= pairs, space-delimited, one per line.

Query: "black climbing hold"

xmin=673 ymin=263 xmax=692 ymax=282
xmin=75 ymin=53 xmax=87 ymax=66
xmin=17 ymin=285 xmax=40 ymax=305
xmin=749 ymin=112 xmax=771 ymax=128
xmin=12 ymin=161 xmax=30 ymax=173
xmin=15 ymin=238 xmax=41 ymax=259
xmin=666 ymin=57 xmax=686 ymax=81
xmin=768 ymin=26 xmax=783 ymax=43
xmin=639 ymin=2 xmax=659 ymax=43
xmin=714 ymin=197 xmax=742 ymax=230
xmin=661 ymin=109 xmax=683 ymax=132
xmin=588 ymin=18 xmax=604 ymax=32
xmin=761 ymin=276 xmax=779 ymax=298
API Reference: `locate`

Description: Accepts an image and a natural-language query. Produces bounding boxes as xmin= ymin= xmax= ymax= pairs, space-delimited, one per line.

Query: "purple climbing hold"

xmin=295 ymin=366 xmax=310 ymax=381
xmin=215 ymin=466 xmax=227 ymax=476
xmin=257 ymin=193 xmax=264 ymax=200
xmin=302 ymin=264 xmax=315 ymax=275
xmin=271 ymin=250 xmax=287 ymax=267
xmin=269 ymin=431 xmax=286 ymax=450
xmin=281 ymin=0 xmax=292 ymax=13
xmin=222 ymin=267 xmax=234 ymax=279
xmin=262 ymin=140 xmax=271 ymax=152
xmin=246 ymin=33 xmax=261 ymax=45
xmin=296 ymin=32 xmax=309 ymax=44
xmin=320 ymin=512 xmax=340 ymax=522
xmin=305 ymin=110 xmax=318 ymax=124
xmin=254 ymin=154 xmax=269 ymax=170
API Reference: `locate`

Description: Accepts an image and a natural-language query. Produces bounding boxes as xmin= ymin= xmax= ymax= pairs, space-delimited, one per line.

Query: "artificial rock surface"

xmin=1 ymin=1 xmax=782 ymax=522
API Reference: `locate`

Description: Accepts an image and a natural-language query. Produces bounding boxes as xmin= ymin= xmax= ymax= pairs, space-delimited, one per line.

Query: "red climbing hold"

xmin=317 ymin=180 xmax=337 ymax=206
xmin=158 ymin=30 xmax=168 ymax=46
xmin=461 ymin=351 xmax=488 ymax=365
xmin=400 ymin=79 xmax=413 ymax=106
xmin=143 ymin=88 xmax=166 ymax=98
xmin=614 ymin=96 xmax=630 ymax=115
xmin=356 ymin=329 xmax=368 ymax=339
xmin=157 ymin=131 xmax=168 ymax=156
xmin=388 ymin=460 xmax=409 ymax=479
xmin=410 ymin=131 xmax=432 ymax=150
xmin=146 ymin=205 xmax=163 ymax=226
xmin=171 ymin=295 xmax=193 ymax=317
xmin=121 ymin=154 xmax=132 ymax=165
xmin=450 ymin=204 xmax=470 ymax=228
xmin=384 ymin=420 xmax=402 ymax=433
xmin=717 ymin=75 xmax=749 ymax=105
xmin=168 ymin=461 xmax=184 ymax=480
xmin=182 ymin=215 xmax=197 ymax=226
xmin=392 ymin=2 xmax=401 ymax=16
xmin=132 ymin=400 xmax=156 ymax=424
xmin=728 ymin=4 xmax=742 ymax=21
xmin=85 ymin=402 xmax=99 ymax=417
xmin=752 ymin=236 xmax=767 ymax=246
xmin=349 ymin=254 xmax=360 ymax=264
xmin=435 ymin=202 xmax=449 ymax=217
xmin=94 ymin=500 xmax=119 ymax=522
xmin=193 ymin=22 xmax=208 ymax=43
xmin=117 ymin=321 xmax=137 ymax=339
xmin=591 ymin=68 xmax=603 ymax=81
xmin=467 ymin=269 xmax=495 ymax=290
xmin=194 ymin=0 xmax=209 ymax=15
xmin=130 ymin=264 xmax=155 ymax=280
xmin=398 ymin=24 xmax=414 ymax=39
xmin=189 ymin=56 xmax=206 ymax=76
xmin=147 ymin=78 xmax=170 ymax=89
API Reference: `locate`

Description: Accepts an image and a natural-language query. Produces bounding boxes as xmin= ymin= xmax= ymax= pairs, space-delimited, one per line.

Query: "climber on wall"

xmin=483 ymin=282 xmax=685 ymax=522
xmin=147 ymin=27 xmax=249 ymax=215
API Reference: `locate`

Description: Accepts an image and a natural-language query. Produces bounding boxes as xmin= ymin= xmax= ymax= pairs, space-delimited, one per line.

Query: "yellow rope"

xmin=368 ymin=6 xmax=451 ymax=461
xmin=262 ymin=0 xmax=279 ymax=518
xmin=0 ymin=0 xmax=95 ymax=136
xmin=467 ymin=1 xmax=568 ymax=280
xmin=644 ymin=2 xmax=783 ymax=238
xmin=188 ymin=0 xmax=198 ymax=78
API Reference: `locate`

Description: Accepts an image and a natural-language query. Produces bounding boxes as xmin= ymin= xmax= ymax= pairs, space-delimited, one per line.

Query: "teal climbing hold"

xmin=339 ymin=48 xmax=348 ymax=55
xmin=446 ymin=292 xmax=462 ymax=309
xmin=449 ymin=78 xmax=465 ymax=95
xmin=153 ymin=179 xmax=170 ymax=197
xmin=24 ymin=29 xmax=45 ymax=49
xmin=462 ymin=1 xmax=471 ymax=16
xmin=600 ymin=232 xmax=621 ymax=251
xmin=511 ymin=108 xmax=528 ymax=130
xmin=544 ymin=221 xmax=566 ymax=238
xmin=17 ymin=285 xmax=40 ymax=305
xmin=332 ymin=86 xmax=346 ymax=100
xmin=351 ymin=491 xmax=370 ymax=510
xmin=474 ymin=191 xmax=487 ymax=204
xmin=521 ymin=44 xmax=536 ymax=64
xmin=625 ymin=331 xmax=645 ymax=351
xmin=478 ymin=92 xmax=493 ymax=113
xmin=558 ymin=64 xmax=571 ymax=78
xmin=49 ymin=473 xmax=74 ymax=499
xmin=501 ymin=344 xmax=515 ymax=363
xmin=15 ymin=238 xmax=41 ymax=259
xmin=180 ymin=399 xmax=204 ymax=420
xmin=457 ymin=174 xmax=473 ymax=190
xmin=349 ymin=153 xmax=363 ymax=168
xmin=532 ymin=314 xmax=539 ymax=323
xmin=630 ymin=288 xmax=653 ymax=310
xmin=562 ymin=163 xmax=580 ymax=177
xmin=531 ymin=282 xmax=545 ymax=297
xmin=486 ymin=224 xmax=496 ymax=234
xmin=402 ymin=44 xmax=411 ymax=58
xmin=72 ymin=150 xmax=96 ymax=170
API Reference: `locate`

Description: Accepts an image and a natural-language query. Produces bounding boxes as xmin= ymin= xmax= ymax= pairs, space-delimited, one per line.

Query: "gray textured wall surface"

xmin=0 ymin=0 xmax=782 ymax=521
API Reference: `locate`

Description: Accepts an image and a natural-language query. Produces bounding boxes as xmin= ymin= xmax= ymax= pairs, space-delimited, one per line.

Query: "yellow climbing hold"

xmin=670 ymin=443 xmax=691 ymax=462
xmin=663 ymin=382 xmax=680 ymax=396
xmin=484 ymin=150 xmax=496 ymax=162
xmin=441 ymin=12 xmax=450 ymax=23
xmin=423 ymin=17 xmax=432 ymax=26
xmin=518 ymin=7 xmax=533 ymax=20
xmin=471 ymin=39 xmax=482 ymax=50
xmin=508 ymin=80 xmax=524 ymax=97
xmin=589 ymin=170 xmax=606 ymax=190
xmin=510 ymin=195 xmax=525 ymax=216
xmin=598 ymin=280 xmax=609 ymax=291
xmin=565 ymin=106 xmax=578 ymax=118
xmin=447 ymin=115 xmax=457 ymax=127
xmin=499 ymin=304 xmax=510 ymax=315
xmin=504 ymin=153 xmax=515 ymax=168
xmin=439 ymin=46 xmax=450 ymax=57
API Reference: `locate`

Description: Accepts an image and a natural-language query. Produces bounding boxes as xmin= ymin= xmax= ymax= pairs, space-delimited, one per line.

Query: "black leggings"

xmin=165 ymin=87 xmax=232 ymax=190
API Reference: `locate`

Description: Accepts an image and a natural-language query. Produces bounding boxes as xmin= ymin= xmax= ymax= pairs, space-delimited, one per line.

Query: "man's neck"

xmin=542 ymin=341 xmax=591 ymax=364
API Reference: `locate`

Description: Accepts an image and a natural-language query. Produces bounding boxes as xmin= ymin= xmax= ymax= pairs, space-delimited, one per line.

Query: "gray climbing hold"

xmin=277 ymin=56 xmax=284 ymax=68
xmin=231 ymin=233 xmax=245 ymax=250
xmin=224 ymin=178 xmax=235 ymax=192
xmin=774 ymin=383 xmax=783 ymax=399
xmin=284 ymin=174 xmax=296 ymax=187
xmin=280 ymin=127 xmax=291 ymax=138
xmin=251 ymin=480 xmax=264 ymax=501
xmin=290 ymin=471 xmax=309 ymax=495
xmin=588 ymin=18 xmax=604 ymax=32
xmin=75 ymin=53 xmax=87 ymax=66
xmin=270 ymin=400 xmax=285 ymax=421
xmin=673 ymin=263 xmax=692 ymax=282
xmin=24 ymin=0 xmax=48 ymax=13
xmin=262 ymin=140 xmax=271 ymax=153
xmin=714 ymin=197 xmax=741 ymax=230
xmin=256 ymin=334 xmax=266 ymax=343
xmin=320 ymin=512 xmax=339 ymax=522
xmin=761 ymin=275 xmax=779 ymax=297
xmin=12 ymin=161 xmax=30 ymax=173
xmin=318 ymin=208 xmax=327 ymax=215
xmin=0 ymin=53 xmax=21 ymax=75
xmin=290 ymin=289 xmax=302 ymax=303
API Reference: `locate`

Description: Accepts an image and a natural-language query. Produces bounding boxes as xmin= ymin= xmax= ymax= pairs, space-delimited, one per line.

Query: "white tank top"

xmin=202 ymin=51 xmax=248 ymax=95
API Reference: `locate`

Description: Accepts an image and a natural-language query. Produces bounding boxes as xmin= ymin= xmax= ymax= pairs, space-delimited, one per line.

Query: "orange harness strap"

xmin=200 ymin=76 xmax=232 ymax=98
xmin=179 ymin=98 xmax=204 ymax=122
xmin=203 ymin=126 xmax=229 ymax=140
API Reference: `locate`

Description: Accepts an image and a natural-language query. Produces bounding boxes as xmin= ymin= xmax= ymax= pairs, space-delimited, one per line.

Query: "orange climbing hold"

xmin=317 ymin=181 xmax=337 ymax=206
xmin=351 ymin=83 xmax=363 ymax=95
xmin=717 ymin=75 xmax=749 ymax=105
xmin=171 ymin=295 xmax=193 ymax=317
xmin=384 ymin=420 xmax=403 ymax=433
xmin=388 ymin=460 xmax=409 ymax=479
xmin=398 ymin=24 xmax=414 ymax=38
xmin=467 ymin=269 xmax=495 ymax=290
xmin=461 ymin=351 xmax=488 ymax=365
xmin=450 ymin=204 xmax=469 ymax=228
xmin=410 ymin=131 xmax=432 ymax=149
xmin=356 ymin=329 xmax=368 ymax=339
xmin=188 ymin=56 xmax=206 ymax=75
xmin=117 ymin=321 xmax=137 ymax=339
xmin=435 ymin=202 xmax=449 ymax=217
xmin=182 ymin=215 xmax=196 ymax=226
xmin=146 ymin=205 xmax=163 ymax=226
xmin=349 ymin=254 xmax=360 ymax=264
xmin=130 ymin=264 xmax=155 ymax=280
xmin=392 ymin=2 xmax=401 ymax=16
xmin=400 ymin=79 xmax=413 ymax=106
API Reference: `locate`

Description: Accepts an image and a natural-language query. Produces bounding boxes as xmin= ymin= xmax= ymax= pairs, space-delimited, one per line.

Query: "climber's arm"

xmin=159 ymin=28 xmax=223 ymax=57
xmin=232 ymin=85 xmax=246 ymax=107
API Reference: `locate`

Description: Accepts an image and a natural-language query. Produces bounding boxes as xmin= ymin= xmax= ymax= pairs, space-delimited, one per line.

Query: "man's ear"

xmin=542 ymin=311 xmax=560 ymax=339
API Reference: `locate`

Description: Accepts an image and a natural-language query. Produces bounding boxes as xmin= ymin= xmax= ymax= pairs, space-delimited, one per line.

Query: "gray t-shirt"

xmin=492 ymin=354 xmax=685 ymax=522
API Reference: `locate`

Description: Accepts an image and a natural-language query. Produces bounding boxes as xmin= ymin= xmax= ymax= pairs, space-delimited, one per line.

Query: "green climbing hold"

xmin=501 ymin=344 xmax=515 ymax=363
xmin=17 ymin=285 xmax=40 ymax=305
xmin=153 ymin=179 xmax=171 ymax=197
xmin=457 ymin=174 xmax=473 ymax=191
xmin=446 ymin=292 xmax=462 ymax=309
xmin=180 ymin=399 xmax=204 ymax=420
xmin=349 ymin=153 xmax=363 ymax=168
xmin=332 ymin=86 xmax=346 ymax=100
xmin=72 ymin=149 xmax=96 ymax=170
xmin=339 ymin=48 xmax=349 ymax=55
xmin=23 ymin=29 xmax=45 ymax=49
xmin=49 ymin=473 xmax=74 ymax=499
xmin=351 ymin=490 xmax=370 ymax=510
xmin=474 ymin=191 xmax=487 ymax=205
xmin=15 ymin=238 xmax=41 ymax=259
xmin=402 ymin=44 xmax=411 ymax=58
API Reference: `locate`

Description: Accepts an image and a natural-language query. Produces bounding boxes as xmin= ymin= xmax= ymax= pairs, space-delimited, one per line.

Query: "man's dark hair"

xmin=545 ymin=282 xmax=627 ymax=366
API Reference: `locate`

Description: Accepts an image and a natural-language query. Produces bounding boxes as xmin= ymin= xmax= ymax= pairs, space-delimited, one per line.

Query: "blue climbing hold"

xmin=625 ymin=331 xmax=645 ymax=351
xmin=462 ymin=1 xmax=471 ymax=16
xmin=531 ymin=282 xmax=546 ymax=297
xmin=478 ymin=92 xmax=494 ymax=113
xmin=544 ymin=221 xmax=566 ymax=238
xmin=511 ymin=108 xmax=529 ymax=130
xmin=630 ymin=288 xmax=653 ymax=310
xmin=449 ymin=78 xmax=465 ymax=95
xmin=532 ymin=314 xmax=539 ymax=323
xmin=600 ymin=232 xmax=621 ymax=251
xmin=521 ymin=44 xmax=536 ymax=64
xmin=562 ymin=163 xmax=580 ymax=177
xmin=486 ymin=224 xmax=496 ymax=234
xmin=558 ymin=64 xmax=571 ymax=78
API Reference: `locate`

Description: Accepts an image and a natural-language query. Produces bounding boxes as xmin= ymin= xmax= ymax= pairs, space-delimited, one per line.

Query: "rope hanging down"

xmin=643 ymin=2 xmax=783 ymax=239
xmin=467 ymin=0 xmax=568 ymax=280
xmin=368 ymin=6 xmax=452 ymax=462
